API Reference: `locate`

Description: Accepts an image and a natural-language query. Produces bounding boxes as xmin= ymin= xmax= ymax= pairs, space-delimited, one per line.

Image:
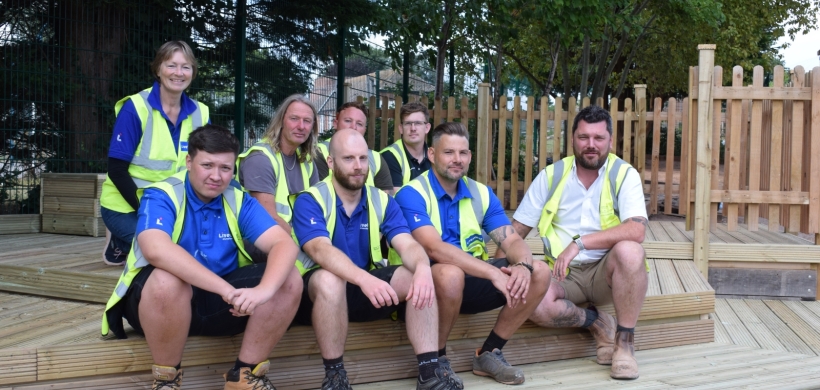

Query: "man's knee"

xmin=531 ymin=260 xmax=551 ymax=285
xmin=530 ymin=283 xmax=570 ymax=324
xmin=280 ymin=267 xmax=304 ymax=300
xmin=610 ymin=241 xmax=645 ymax=272
xmin=143 ymin=269 xmax=192 ymax=303
xmin=432 ymin=264 xmax=465 ymax=300
xmin=308 ymin=269 xmax=346 ymax=302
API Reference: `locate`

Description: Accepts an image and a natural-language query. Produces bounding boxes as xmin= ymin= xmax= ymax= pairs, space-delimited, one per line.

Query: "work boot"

xmin=151 ymin=365 xmax=183 ymax=390
xmin=610 ymin=330 xmax=639 ymax=379
xmin=472 ymin=348 xmax=525 ymax=385
xmin=587 ymin=308 xmax=616 ymax=365
xmin=224 ymin=360 xmax=276 ymax=389
xmin=321 ymin=367 xmax=352 ymax=390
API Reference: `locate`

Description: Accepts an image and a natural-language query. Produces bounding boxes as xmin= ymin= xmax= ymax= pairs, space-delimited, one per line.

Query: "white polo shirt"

xmin=513 ymin=158 xmax=646 ymax=265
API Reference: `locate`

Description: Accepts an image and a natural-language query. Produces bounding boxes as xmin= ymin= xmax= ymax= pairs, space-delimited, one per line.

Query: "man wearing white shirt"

xmin=504 ymin=105 xmax=648 ymax=380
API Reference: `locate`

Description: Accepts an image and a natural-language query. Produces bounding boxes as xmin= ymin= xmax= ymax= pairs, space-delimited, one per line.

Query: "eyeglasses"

xmin=402 ymin=121 xmax=427 ymax=128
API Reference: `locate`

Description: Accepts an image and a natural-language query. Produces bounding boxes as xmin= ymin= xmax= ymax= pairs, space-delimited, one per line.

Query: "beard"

xmin=574 ymin=148 xmax=608 ymax=170
xmin=434 ymin=163 xmax=465 ymax=183
xmin=333 ymin=167 xmax=367 ymax=191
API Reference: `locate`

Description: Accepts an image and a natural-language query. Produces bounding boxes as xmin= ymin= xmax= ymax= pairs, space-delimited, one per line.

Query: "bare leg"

xmin=491 ymin=260 xmax=550 ymax=338
xmin=139 ymin=269 xmax=193 ymax=366
xmin=238 ymin=266 xmax=303 ymax=363
xmin=431 ymin=264 xmax=465 ymax=349
xmin=528 ymin=282 xmax=588 ymax=328
xmin=390 ymin=266 xmax=438 ymax=354
xmin=606 ymin=241 xmax=647 ymax=328
xmin=309 ymin=269 xmax=349 ymax=359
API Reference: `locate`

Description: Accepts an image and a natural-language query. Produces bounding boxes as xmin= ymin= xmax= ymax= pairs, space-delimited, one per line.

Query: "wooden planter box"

xmin=39 ymin=173 xmax=107 ymax=237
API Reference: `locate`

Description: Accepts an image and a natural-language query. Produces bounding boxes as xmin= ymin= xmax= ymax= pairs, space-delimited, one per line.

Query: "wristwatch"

xmin=572 ymin=234 xmax=586 ymax=251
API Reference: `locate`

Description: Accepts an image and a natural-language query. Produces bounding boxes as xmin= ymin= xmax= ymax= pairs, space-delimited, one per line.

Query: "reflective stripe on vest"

xmin=318 ymin=140 xmax=380 ymax=186
xmin=390 ymin=171 xmax=490 ymax=264
xmin=291 ymin=178 xmax=387 ymax=275
xmin=236 ymin=141 xmax=314 ymax=224
xmin=381 ymin=140 xmax=411 ymax=185
xmin=102 ymin=171 xmax=250 ymax=336
xmin=100 ymin=86 xmax=208 ymax=213
xmin=535 ymin=154 xmax=648 ymax=272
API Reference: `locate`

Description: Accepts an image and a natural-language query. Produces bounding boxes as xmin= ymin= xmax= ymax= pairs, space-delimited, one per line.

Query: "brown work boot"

xmin=610 ymin=330 xmax=639 ymax=379
xmin=152 ymin=365 xmax=183 ymax=389
xmin=224 ymin=360 xmax=276 ymax=389
xmin=587 ymin=308 xmax=616 ymax=365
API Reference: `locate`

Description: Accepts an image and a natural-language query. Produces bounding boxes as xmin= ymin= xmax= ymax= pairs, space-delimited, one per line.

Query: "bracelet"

xmin=513 ymin=262 xmax=534 ymax=274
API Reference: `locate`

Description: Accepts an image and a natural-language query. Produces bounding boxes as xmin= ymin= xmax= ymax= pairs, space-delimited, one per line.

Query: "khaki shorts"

xmin=556 ymin=251 xmax=613 ymax=305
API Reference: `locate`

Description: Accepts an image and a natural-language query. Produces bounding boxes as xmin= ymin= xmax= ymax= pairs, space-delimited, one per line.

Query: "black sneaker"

xmin=321 ymin=368 xmax=352 ymax=390
xmin=417 ymin=366 xmax=461 ymax=390
xmin=102 ymin=233 xmax=126 ymax=266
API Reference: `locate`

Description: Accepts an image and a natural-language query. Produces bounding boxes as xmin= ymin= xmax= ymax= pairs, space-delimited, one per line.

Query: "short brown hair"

xmin=188 ymin=124 xmax=240 ymax=158
xmin=430 ymin=122 xmax=469 ymax=146
xmin=399 ymin=102 xmax=429 ymax=123
xmin=150 ymin=40 xmax=198 ymax=81
xmin=337 ymin=101 xmax=369 ymax=120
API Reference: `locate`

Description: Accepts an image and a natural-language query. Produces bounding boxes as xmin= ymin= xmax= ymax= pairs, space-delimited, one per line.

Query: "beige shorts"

xmin=556 ymin=250 xmax=613 ymax=305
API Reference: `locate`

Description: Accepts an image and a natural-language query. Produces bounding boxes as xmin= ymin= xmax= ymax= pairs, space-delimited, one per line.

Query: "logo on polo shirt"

xmin=181 ymin=141 xmax=188 ymax=152
xmin=116 ymin=133 xmax=122 ymax=142
xmin=218 ymin=232 xmax=232 ymax=240
xmin=155 ymin=217 xmax=163 ymax=226
xmin=310 ymin=217 xmax=317 ymax=225
xmin=360 ymin=223 xmax=368 ymax=230
xmin=413 ymin=214 xmax=421 ymax=222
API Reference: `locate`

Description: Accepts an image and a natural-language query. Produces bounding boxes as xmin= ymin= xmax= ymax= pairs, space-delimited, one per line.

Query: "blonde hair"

xmin=262 ymin=94 xmax=319 ymax=163
xmin=151 ymin=40 xmax=198 ymax=81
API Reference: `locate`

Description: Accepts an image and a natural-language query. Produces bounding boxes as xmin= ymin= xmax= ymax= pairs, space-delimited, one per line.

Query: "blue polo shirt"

xmin=135 ymin=174 xmax=275 ymax=276
xmin=395 ymin=173 xmax=509 ymax=249
xmin=108 ymin=81 xmax=202 ymax=162
xmin=292 ymin=187 xmax=410 ymax=270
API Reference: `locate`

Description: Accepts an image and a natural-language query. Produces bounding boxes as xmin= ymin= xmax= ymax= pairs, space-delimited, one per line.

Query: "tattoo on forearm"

xmin=488 ymin=225 xmax=513 ymax=246
xmin=628 ymin=217 xmax=648 ymax=227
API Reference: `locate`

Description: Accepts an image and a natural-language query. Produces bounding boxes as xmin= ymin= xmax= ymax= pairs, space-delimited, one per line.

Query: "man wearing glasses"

xmin=381 ymin=102 xmax=432 ymax=193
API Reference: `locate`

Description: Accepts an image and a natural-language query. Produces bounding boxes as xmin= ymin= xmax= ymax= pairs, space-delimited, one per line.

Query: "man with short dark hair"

xmin=509 ymin=105 xmax=648 ymax=379
xmin=395 ymin=122 xmax=550 ymax=386
xmin=102 ymin=124 xmax=302 ymax=390
xmin=291 ymin=129 xmax=459 ymax=390
xmin=315 ymin=102 xmax=394 ymax=194
xmin=381 ymin=102 xmax=432 ymax=193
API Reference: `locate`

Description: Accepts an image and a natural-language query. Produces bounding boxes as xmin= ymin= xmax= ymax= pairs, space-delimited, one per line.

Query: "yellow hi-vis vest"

xmin=100 ymin=87 xmax=209 ymax=213
xmin=235 ymin=141 xmax=314 ymax=224
xmin=317 ymin=141 xmax=381 ymax=187
xmin=536 ymin=154 xmax=649 ymax=272
xmin=289 ymin=177 xmax=388 ymax=275
xmin=380 ymin=139 xmax=412 ymax=185
xmin=389 ymin=171 xmax=490 ymax=265
xmin=101 ymin=171 xmax=251 ymax=337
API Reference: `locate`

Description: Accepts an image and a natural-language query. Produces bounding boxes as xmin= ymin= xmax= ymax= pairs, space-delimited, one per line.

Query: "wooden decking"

xmin=357 ymin=298 xmax=820 ymax=389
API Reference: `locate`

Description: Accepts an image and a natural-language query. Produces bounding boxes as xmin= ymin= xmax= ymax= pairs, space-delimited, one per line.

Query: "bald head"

xmin=328 ymin=128 xmax=368 ymax=158
xmin=328 ymin=129 xmax=370 ymax=191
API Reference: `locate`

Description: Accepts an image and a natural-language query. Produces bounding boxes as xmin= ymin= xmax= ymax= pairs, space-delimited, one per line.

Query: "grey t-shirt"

xmin=238 ymin=151 xmax=319 ymax=195
xmin=315 ymin=150 xmax=394 ymax=193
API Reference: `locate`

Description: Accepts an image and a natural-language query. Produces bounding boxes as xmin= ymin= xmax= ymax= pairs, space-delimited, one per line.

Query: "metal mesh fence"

xmin=0 ymin=0 xmax=479 ymax=215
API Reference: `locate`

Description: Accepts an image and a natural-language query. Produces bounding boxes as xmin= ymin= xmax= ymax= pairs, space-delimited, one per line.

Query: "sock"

xmin=233 ymin=358 xmax=255 ymax=371
xmin=417 ymin=351 xmax=439 ymax=381
xmin=438 ymin=346 xmax=447 ymax=357
xmin=617 ymin=325 xmax=635 ymax=334
xmin=479 ymin=330 xmax=508 ymax=355
xmin=174 ymin=363 xmax=182 ymax=371
xmin=581 ymin=307 xmax=599 ymax=328
xmin=323 ymin=356 xmax=344 ymax=372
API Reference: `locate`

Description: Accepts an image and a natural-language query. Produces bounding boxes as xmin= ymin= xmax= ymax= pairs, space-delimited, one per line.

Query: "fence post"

xmin=634 ymin=85 xmax=647 ymax=192
xmin=233 ymin=0 xmax=247 ymax=145
xmin=694 ymin=45 xmax=716 ymax=278
xmin=476 ymin=83 xmax=490 ymax=184
xmin=344 ymin=82 xmax=351 ymax=103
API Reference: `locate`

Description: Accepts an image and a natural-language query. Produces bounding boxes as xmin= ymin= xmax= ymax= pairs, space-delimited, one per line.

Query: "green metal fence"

xmin=0 ymin=0 xmax=478 ymax=215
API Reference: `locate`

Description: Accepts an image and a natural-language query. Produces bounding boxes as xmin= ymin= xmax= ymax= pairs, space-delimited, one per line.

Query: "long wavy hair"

xmin=262 ymin=94 xmax=319 ymax=163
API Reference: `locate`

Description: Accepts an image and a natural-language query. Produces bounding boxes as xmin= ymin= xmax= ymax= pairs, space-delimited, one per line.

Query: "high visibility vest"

xmin=381 ymin=140 xmax=412 ymax=186
xmin=390 ymin=171 xmax=490 ymax=265
xmin=317 ymin=141 xmax=381 ymax=187
xmin=100 ymin=87 xmax=208 ymax=213
xmin=290 ymin=177 xmax=388 ymax=275
xmin=535 ymin=154 xmax=649 ymax=272
xmin=236 ymin=141 xmax=314 ymax=224
xmin=101 ymin=171 xmax=251 ymax=337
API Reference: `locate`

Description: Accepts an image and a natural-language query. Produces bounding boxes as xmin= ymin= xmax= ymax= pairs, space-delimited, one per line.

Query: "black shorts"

xmin=459 ymin=258 xmax=510 ymax=314
xmin=122 ymin=264 xmax=267 ymax=337
xmin=293 ymin=265 xmax=404 ymax=325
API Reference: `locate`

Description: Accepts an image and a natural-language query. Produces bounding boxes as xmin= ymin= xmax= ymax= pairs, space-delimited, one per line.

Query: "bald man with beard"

xmin=290 ymin=130 xmax=461 ymax=390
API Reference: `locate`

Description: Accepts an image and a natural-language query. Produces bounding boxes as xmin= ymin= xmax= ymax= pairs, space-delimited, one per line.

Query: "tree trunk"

xmin=56 ymin=0 xmax=126 ymax=172
xmin=579 ymin=36 xmax=590 ymax=100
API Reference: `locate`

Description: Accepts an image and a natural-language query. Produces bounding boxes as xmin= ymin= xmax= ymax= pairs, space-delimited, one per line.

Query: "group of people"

xmin=99 ymin=41 xmax=650 ymax=390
